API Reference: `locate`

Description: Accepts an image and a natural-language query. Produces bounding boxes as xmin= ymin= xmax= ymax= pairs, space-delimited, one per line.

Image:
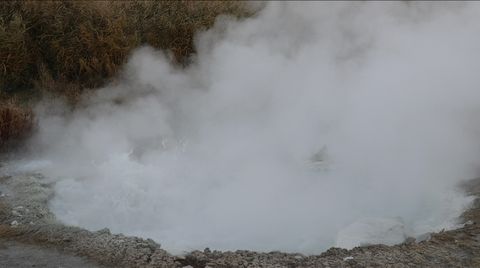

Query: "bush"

xmin=0 ymin=98 xmax=33 ymax=149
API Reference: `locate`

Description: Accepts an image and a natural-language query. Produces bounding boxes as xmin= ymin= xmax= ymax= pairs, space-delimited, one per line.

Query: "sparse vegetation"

xmin=0 ymin=0 xmax=254 ymax=149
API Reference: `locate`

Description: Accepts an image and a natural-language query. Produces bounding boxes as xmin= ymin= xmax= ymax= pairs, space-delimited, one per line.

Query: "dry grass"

xmin=0 ymin=1 xmax=254 ymax=150
xmin=0 ymin=1 xmax=253 ymax=92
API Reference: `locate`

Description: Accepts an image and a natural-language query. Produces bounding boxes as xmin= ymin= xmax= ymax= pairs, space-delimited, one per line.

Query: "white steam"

xmin=24 ymin=2 xmax=480 ymax=253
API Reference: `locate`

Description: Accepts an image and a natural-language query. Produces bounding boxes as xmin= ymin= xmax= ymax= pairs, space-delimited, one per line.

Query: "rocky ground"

xmin=0 ymin=171 xmax=479 ymax=267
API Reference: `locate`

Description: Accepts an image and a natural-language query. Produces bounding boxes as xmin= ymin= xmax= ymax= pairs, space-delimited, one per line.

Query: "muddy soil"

xmin=0 ymin=171 xmax=479 ymax=267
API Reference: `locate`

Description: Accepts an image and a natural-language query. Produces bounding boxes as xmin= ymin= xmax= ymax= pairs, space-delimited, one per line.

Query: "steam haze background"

xmin=19 ymin=2 xmax=480 ymax=253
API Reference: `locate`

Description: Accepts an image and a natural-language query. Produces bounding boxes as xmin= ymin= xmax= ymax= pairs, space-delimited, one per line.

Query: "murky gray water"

xmin=0 ymin=240 xmax=102 ymax=268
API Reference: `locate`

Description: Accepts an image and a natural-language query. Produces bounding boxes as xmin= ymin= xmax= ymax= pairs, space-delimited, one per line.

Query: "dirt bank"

xmin=0 ymin=172 xmax=479 ymax=267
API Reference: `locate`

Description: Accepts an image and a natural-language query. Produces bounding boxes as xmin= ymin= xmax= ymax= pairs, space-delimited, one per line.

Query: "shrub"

xmin=0 ymin=98 xmax=33 ymax=149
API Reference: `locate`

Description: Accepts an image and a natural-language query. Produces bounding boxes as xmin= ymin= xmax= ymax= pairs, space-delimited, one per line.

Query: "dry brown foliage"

xmin=0 ymin=1 xmax=253 ymax=149
xmin=0 ymin=98 xmax=33 ymax=149
xmin=0 ymin=1 xmax=252 ymax=91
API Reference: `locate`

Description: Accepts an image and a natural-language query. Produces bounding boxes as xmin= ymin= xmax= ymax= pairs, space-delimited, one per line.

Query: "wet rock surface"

xmin=0 ymin=172 xmax=479 ymax=267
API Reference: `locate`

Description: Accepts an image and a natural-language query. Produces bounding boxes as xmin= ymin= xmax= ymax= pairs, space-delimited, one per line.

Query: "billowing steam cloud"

xmin=21 ymin=2 xmax=480 ymax=253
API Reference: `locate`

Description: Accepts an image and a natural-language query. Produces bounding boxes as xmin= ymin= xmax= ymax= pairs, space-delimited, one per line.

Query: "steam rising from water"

xmin=24 ymin=2 xmax=480 ymax=253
